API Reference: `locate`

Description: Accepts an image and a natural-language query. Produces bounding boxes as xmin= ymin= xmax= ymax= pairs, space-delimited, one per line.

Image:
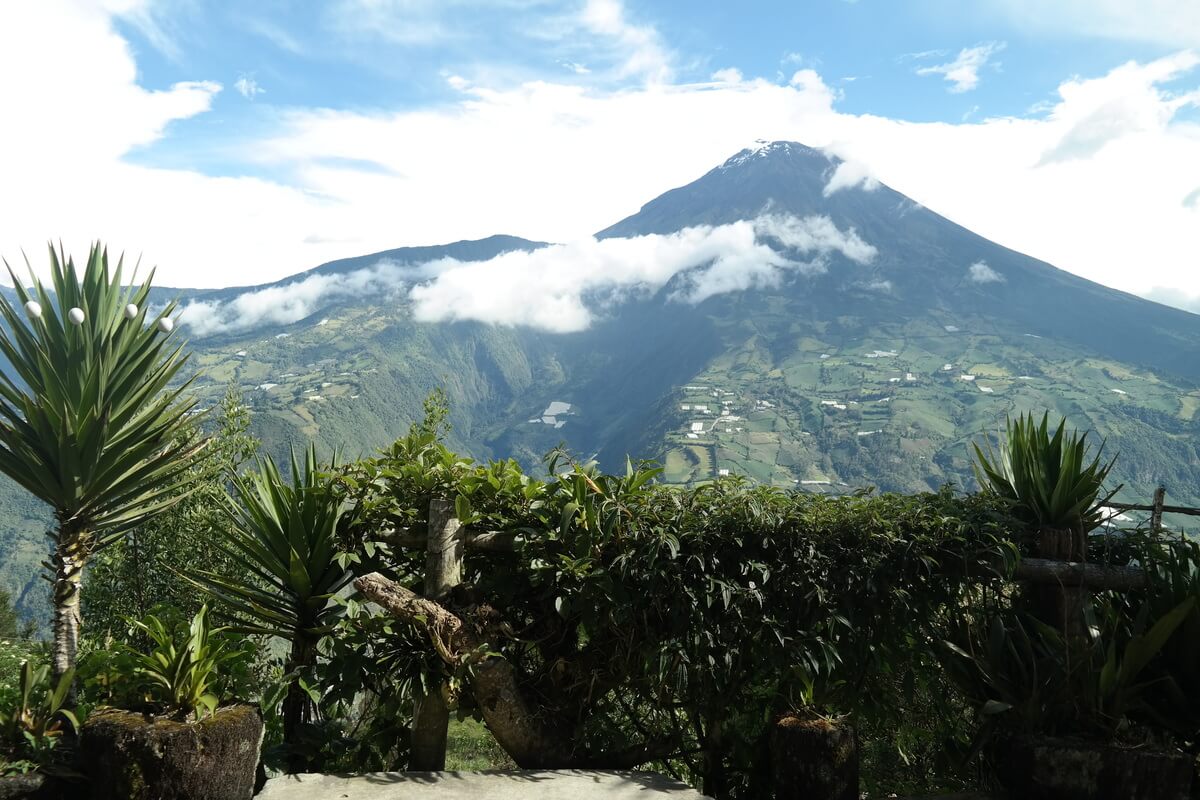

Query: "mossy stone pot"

xmin=81 ymin=704 xmax=263 ymax=800
xmin=1000 ymin=736 xmax=1195 ymax=800
xmin=0 ymin=772 xmax=67 ymax=800
xmin=769 ymin=711 xmax=858 ymax=800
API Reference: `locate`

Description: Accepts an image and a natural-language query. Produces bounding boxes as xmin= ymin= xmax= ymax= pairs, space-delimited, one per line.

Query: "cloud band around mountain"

xmin=180 ymin=214 xmax=876 ymax=336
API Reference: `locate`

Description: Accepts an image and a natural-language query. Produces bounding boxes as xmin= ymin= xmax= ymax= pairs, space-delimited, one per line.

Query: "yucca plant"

xmin=190 ymin=446 xmax=351 ymax=771
xmin=972 ymin=412 xmax=1118 ymax=552
xmin=0 ymin=244 xmax=203 ymax=690
xmin=124 ymin=604 xmax=236 ymax=719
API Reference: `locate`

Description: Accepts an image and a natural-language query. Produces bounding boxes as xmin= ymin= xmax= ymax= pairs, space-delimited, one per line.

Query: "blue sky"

xmin=1 ymin=0 xmax=1198 ymax=314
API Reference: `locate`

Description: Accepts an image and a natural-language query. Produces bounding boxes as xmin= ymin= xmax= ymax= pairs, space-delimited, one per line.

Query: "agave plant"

xmin=972 ymin=412 xmax=1118 ymax=540
xmin=0 ymin=244 xmax=203 ymax=689
xmin=125 ymin=604 xmax=238 ymax=719
xmin=190 ymin=446 xmax=351 ymax=770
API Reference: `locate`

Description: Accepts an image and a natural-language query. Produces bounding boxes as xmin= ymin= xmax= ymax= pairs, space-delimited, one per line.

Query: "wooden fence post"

xmin=1150 ymin=486 xmax=1166 ymax=534
xmin=409 ymin=497 xmax=464 ymax=771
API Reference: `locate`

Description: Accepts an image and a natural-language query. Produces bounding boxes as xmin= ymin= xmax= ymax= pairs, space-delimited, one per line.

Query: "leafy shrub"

xmin=338 ymin=433 xmax=1022 ymax=798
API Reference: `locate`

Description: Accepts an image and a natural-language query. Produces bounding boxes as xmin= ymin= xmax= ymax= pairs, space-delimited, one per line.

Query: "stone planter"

xmin=1000 ymin=736 xmax=1195 ymax=800
xmin=81 ymin=704 xmax=263 ymax=800
xmin=769 ymin=711 xmax=857 ymax=800
xmin=0 ymin=773 xmax=67 ymax=800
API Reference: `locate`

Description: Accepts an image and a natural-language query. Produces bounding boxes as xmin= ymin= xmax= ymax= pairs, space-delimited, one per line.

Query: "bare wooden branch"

xmin=353 ymin=571 xmax=575 ymax=768
xmin=1013 ymin=558 xmax=1146 ymax=591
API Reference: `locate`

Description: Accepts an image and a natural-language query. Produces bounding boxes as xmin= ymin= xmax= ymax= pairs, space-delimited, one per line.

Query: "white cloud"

xmin=915 ymin=42 xmax=1005 ymax=93
xmin=180 ymin=215 xmax=875 ymax=335
xmin=234 ymin=76 xmax=264 ymax=99
xmin=967 ymin=261 xmax=1004 ymax=284
xmin=180 ymin=261 xmax=420 ymax=337
xmin=1037 ymin=51 xmax=1200 ymax=164
xmin=1185 ymin=187 xmax=1200 ymax=209
xmin=823 ymin=159 xmax=880 ymax=196
xmin=711 ymin=68 xmax=743 ymax=84
xmin=412 ymin=215 xmax=874 ymax=331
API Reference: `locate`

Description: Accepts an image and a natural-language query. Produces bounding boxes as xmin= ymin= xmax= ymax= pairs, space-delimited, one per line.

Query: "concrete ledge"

xmin=258 ymin=770 xmax=711 ymax=799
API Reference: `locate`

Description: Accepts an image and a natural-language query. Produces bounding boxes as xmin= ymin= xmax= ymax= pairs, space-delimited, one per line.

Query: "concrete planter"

xmin=81 ymin=704 xmax=263 ymax=800
xmin=1000 ymin=736 xmax=1195 ymax=800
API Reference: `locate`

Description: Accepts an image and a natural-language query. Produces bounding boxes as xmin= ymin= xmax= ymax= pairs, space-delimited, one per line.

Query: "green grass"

xmin=445 ymin=718 xmax=516 ymax=771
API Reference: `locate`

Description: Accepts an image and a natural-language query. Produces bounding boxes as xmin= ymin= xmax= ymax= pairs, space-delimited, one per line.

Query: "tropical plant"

xmin=119 ymin=604 xmax=241 ymax=719
xmin=972 ymin=412 xmax=1118 ymax=540
xmin=0 ymin=243 xmax=203 ymax=688
xmin=1125 ymin=537 xmax=1200 ymax=746
xmin=0 ymin=660 xmax=78 ymax=773
xmin=941 ymin=591 xmax=1195 ymax=761
xmin=190 ymin=445 xmax=352 ymax=772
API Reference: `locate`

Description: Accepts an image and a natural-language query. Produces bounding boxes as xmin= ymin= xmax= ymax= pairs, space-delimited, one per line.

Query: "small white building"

xmin=690 ymin=422 xmax=705 ymax=433
xmin=718 ymin=469 xmax=730 ymax=477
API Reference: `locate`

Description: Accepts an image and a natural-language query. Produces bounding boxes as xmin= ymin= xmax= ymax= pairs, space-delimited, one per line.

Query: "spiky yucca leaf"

xmin=191 ymin=445 xmax=351 ymax=641
xmin=0 ymin=243 xmax=203 ymax=543
xmin=972 ymin=412 xmax=1118 ymax=534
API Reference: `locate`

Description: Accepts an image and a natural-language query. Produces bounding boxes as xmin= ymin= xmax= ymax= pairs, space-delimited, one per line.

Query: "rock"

xmin=81 ymin=704 xmax=263 ymax=800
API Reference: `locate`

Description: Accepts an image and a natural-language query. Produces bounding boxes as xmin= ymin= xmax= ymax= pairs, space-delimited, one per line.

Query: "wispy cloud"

xmin=415 ymin=214 xmax=875 ymax=330
xmin=234 ymin=75 xmax=264 ymax=99
xmin=981 ymin=1 xmax=1200 ymax=49
xmin=180 ymin=261 xmax=422 ymax=337
xmin=580 ymin=0 xmax=672 ymax=83
xmin=915 ymin=42 xmax=1005 ymax=93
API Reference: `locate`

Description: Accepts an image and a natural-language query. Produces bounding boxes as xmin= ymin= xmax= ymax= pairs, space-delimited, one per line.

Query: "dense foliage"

xmin=335 ymin=427 xmax=1022 ymax=796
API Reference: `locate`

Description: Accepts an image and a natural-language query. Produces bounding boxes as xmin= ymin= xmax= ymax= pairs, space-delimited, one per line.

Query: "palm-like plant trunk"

xmin=282 ymin=634 xmax=319 ymax=773
xmin=50 ymin=529 xmax=87 ymax=693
